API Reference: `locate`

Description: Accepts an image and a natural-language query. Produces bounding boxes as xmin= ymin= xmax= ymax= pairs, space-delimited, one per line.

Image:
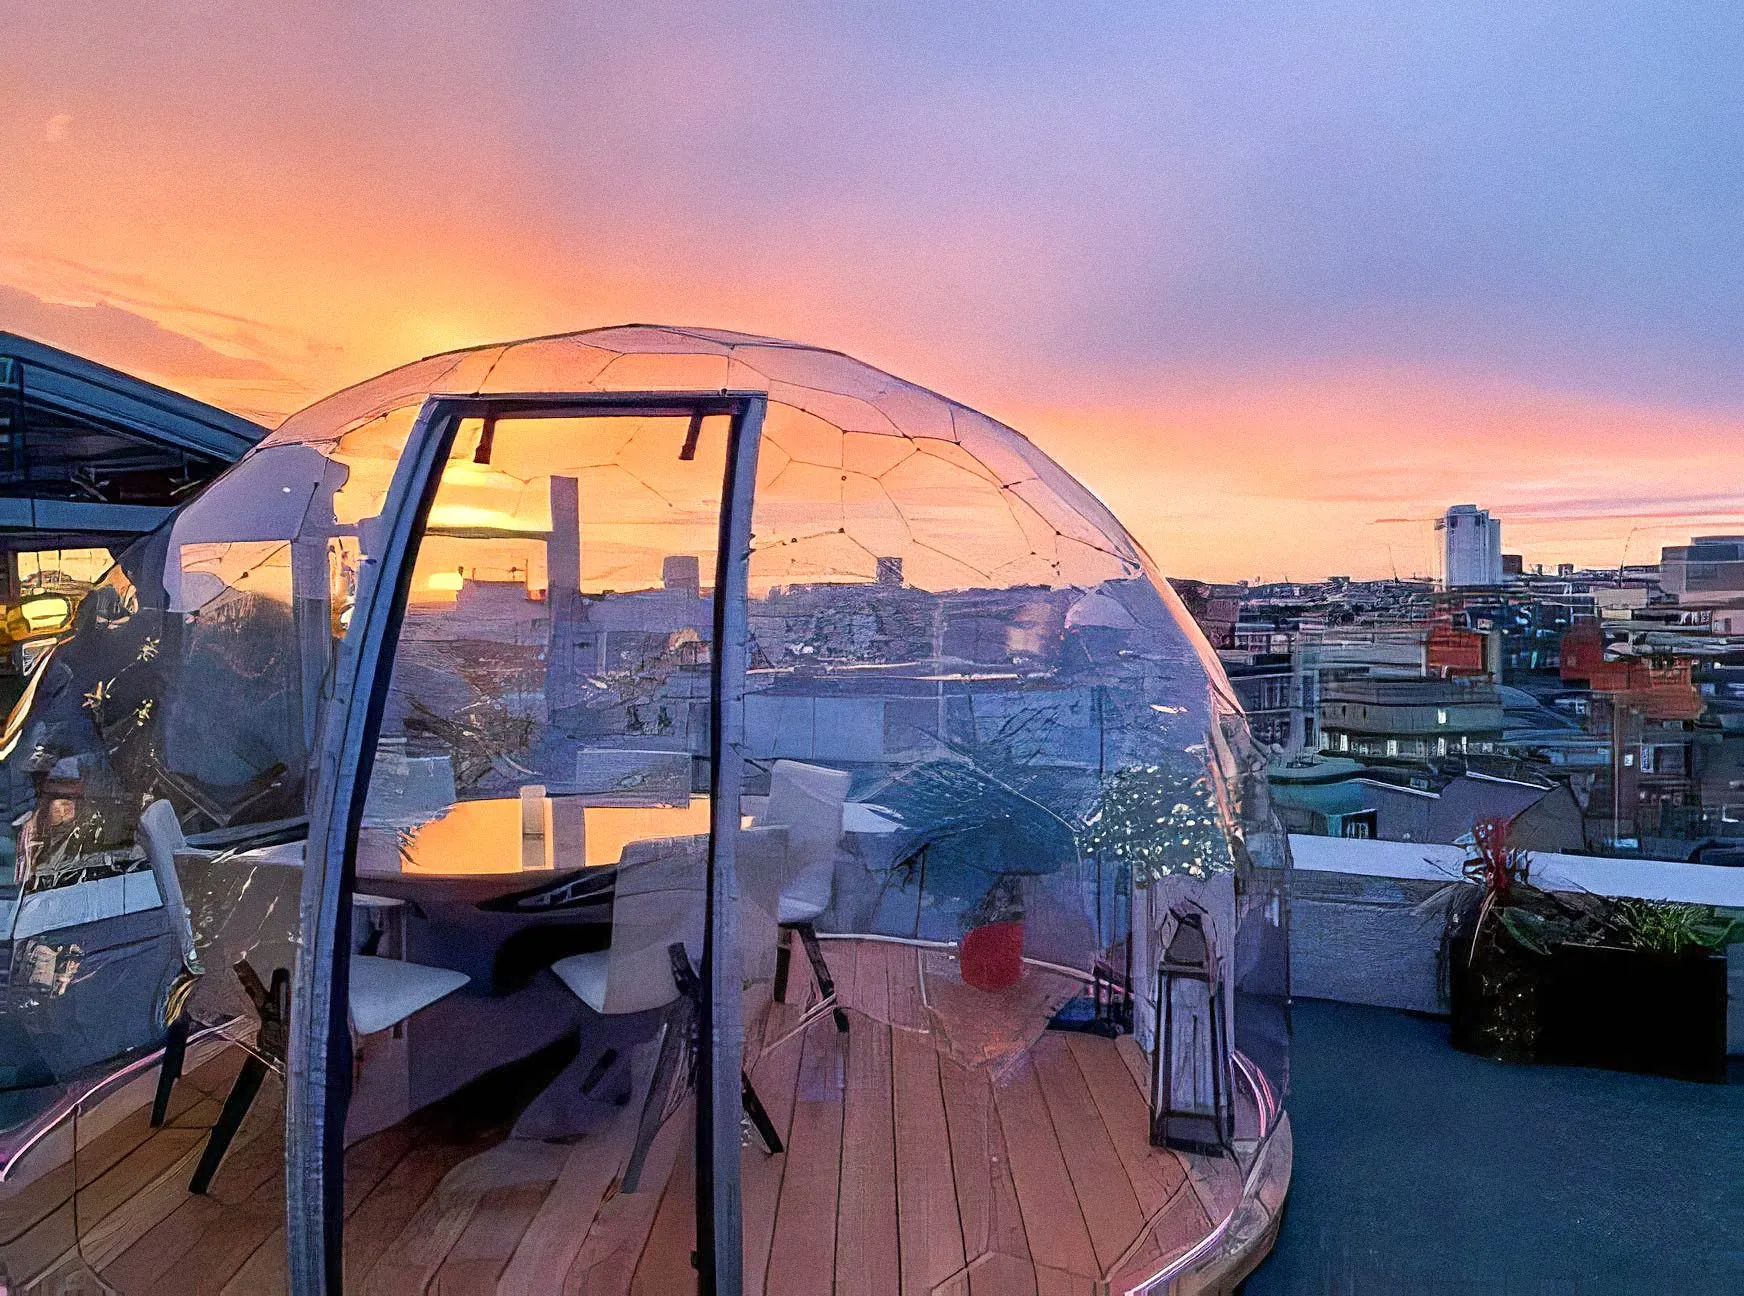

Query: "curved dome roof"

xmin=272 ymin=327 xmax=1144 ymax=575
xmin=261 ymin=325 xmax=1225 ymax=683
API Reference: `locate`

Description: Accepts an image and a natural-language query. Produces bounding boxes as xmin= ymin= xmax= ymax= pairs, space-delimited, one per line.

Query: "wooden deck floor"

xmin=1 ymin=940 xmax=1239 ymax=1295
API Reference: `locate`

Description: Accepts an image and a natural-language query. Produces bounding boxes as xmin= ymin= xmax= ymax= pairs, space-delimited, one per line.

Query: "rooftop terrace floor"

xmin=1243 ymin=1000 xmax=1744 ymax=1296
xmin=2 ymin=940 xmax=1250 ymax=1294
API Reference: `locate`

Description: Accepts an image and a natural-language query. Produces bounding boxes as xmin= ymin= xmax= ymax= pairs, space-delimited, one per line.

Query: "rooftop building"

xmin=1660 ymin=535 xmax=1744 ymax=603
xmin=1439 ymin=504 xmax=1504 ymax=588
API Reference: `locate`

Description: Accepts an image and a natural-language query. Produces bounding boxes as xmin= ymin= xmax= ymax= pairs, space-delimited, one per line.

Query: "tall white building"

xmin=1439 ymin=504 xmax=1502 ymax=587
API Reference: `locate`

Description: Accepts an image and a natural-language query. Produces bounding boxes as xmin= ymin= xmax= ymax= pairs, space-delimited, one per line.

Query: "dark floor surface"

xmin=1243 ymin=1000 xmax=1744 ymax=1296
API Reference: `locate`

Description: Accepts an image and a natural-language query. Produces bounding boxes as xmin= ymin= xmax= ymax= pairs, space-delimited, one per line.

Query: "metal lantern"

xmin=1150 ymin=907 xmax=1233 ymax=1155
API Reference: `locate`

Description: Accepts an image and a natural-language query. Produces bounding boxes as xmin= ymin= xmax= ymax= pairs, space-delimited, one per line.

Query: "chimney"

xmin=663 ymin=554 xmax=702 ymax=597
xmin=548 ymin=477 xmax=581 ymax=596
xmin=545 ymin=477 xmax=583 ymax=716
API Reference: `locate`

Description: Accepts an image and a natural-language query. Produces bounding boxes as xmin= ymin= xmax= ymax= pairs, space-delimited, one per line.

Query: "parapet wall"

xmin=1286 ymin=834 xmax=1744 ymax=1053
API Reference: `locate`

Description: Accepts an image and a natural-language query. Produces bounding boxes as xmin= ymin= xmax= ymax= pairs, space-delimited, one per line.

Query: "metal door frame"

xmin=287 ymin=390 xmax=766 ymax=1294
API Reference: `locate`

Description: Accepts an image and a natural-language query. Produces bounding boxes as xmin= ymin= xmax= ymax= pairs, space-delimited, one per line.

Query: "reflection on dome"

xmin=0 ymin=326 xmax=1289 ymax=1294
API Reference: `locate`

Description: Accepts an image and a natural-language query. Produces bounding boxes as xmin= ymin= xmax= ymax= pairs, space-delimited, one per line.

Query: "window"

xmin=1385 ymin=738 xmax=1399 ymax=757
xmin=1340 ymin=811 xmax=1376 ymax=839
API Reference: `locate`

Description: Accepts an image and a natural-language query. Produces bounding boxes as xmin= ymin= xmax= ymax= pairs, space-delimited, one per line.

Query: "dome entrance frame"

xmin=287 ymin=391 xmax=768 ymax=1295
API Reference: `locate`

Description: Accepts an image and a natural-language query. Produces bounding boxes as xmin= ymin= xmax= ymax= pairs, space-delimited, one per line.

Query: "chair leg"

xmin=772 ymin=927 xmax=793 ymax=1004
xmin=622 ymin=1000 xmax=691 ymax=1193
xmin=741 ymin=1072 xmax=783 ymax=1155
xmin=189 ymin=1053 xmax=267 ymax=1195
xmin=580 ymin=1046 xmax=621 ymax=1098
xmin=151 ymin=1014 xmax=190 ymax=1128
xmin=793 ymin=923 xmax=849 ymax=1032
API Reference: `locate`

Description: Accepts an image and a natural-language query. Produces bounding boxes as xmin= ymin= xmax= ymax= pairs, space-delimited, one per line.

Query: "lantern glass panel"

xmin=1169 ymin=969 xmax=1219 ymax=1118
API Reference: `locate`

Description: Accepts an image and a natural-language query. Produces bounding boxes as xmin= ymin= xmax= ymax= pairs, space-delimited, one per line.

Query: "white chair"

xmin=735 ymin=825 xmax=791 ymax=989
xmin=761 ymin=760 xmax=852 ymax=1031
xmin=138 ymin=798 xmax=205 ymax=976
xmin=548 ymin=838 xmax=782 ymax=1189
xmin=347 ymin=891 xmax=470 ymax=1036
xmin=348 ymin=952 xmax=470 ymax=1036
xmin=549 ymin=837 xmax=706 ymax=1015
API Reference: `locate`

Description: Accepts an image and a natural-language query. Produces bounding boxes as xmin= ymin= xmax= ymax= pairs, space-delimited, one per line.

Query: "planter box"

xmin=1450 ymin=924 xmax=1728 ymax=1082
xmin=1537 ymin=943 xmax=1727 ymax=1083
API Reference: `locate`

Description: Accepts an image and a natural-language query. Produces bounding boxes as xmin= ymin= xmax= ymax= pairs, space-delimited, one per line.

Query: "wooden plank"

xmin=0 ymin=1048 xmax=237 ymax=1249
xmin=764 ymin=1013 xmax=846 ymax=1296
xmin=155 ymin=1193 xmax=286 ymax=1296
xmin=345 ymin=1124 xmax=423 ymax=1213
xmin=1104 ymin=1187 xmax=1216 ymax=1296
xmin=854 ymin=942 xmax=891 ymax=1026
xmin=987 ymin=1061 xmax=1097 ymax=1285
xmin=0 ymin=1195 xmax=76 ymax=1288
xmin=1034 ymin=1262 xmax=1098 ymax=1295
xmin=496 ymin=1104 xmax=637 ymax=1294
xmin=221 ymin=1228 xmax=290 ymax=1296
xmin=1059 ymin=1035 xmax=1186 ymax=1217
xmin=628 ymin=1116 xmax=697 ymax=1296
xmin=963 ymin=1252 xmax=1037 ymax=1296
xmin=354 ymin=1137 xmax=569 ymax=1296
xmin=430 ymin=1182 xmax=550 ymax=1296
xmin=743 ymin=1001 xmax=806 ymax=1296
xmin=76 ymin=1129 xmax=216 ymax=1271
xmin=357 ymin=1181 xmax=487 ymax=1296
xmin=354 ymin=1125 xmax=524 ymax=1296
xmin=836 ymin=1021 xmax=898 ymax=1296
xmin=99 ymin=1094 xmax=286 ymax=1292
xmin=1028 ymin=1037 xmax=1144 ymax=1275
xmin=0 ymin=1158 xmax=76 ymax=1248
xmin=889 ymin=1029 xmax=965 ymax=1296
xmin=822 ymin=938 xmax=857 ymax=1015
xmin=884 ymin=945 xmax=927 ymax=1033
xmin=935 ymin=1058 xmax=1034 ymax=1296
xmin=563 ymin=1105 xmax=690 ymax=1295
xmin=345 ymin=1137 xmax=481 ymax=1287
xmin=216 ymin=1122 xmax=422 ymax=1296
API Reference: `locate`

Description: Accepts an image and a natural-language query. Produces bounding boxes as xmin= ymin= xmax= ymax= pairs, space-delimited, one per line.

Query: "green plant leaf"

xmin=1499 ymin=907 xmax=1552 ymax=957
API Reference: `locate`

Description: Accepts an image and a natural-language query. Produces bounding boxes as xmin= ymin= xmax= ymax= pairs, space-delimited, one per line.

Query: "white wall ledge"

xmin=1288 ymin=834 xmax=1744 ymax=910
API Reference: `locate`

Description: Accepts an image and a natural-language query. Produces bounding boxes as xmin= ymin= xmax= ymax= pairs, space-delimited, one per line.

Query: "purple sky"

xmin=3 ymin=1 xmax=1742 ymax=578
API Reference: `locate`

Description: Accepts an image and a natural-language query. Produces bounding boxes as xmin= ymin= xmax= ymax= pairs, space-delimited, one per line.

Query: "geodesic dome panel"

xmin=0 ymin=326 xmax=1289 ymax=1295
xmin=270 ymin=327 xmax=1179 ymax=601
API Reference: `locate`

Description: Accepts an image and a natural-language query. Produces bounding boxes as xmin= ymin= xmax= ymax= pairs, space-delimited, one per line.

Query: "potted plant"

xmin=1080 ymin=756 xmax=1238 ymax=888
xmin=874 ymin=756 xmax=1077 ymax=991
xmin=1435 ymin=818 xmax=1735 ymax=1079
xmin=1533 ymin=898 xmax=1733 ymax=1082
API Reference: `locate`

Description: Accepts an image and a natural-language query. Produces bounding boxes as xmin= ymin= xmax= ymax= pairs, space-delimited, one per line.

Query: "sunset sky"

xmin=3 ymin=2 xmax=1742 ymax=582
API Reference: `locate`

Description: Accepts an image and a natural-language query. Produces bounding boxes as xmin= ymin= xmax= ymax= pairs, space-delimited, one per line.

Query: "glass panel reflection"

xmin=0 ymin=405 xmax=419 ymax=1291
xmin=338 ymin=409 xmax=730 ymax=1292
xmin=0 ymin=327 xmax=1289 ymax=1295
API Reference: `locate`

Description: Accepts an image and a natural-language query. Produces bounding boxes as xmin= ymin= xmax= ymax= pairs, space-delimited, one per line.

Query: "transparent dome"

xmin=0 ymin=326 xmax=1289 ymax=1294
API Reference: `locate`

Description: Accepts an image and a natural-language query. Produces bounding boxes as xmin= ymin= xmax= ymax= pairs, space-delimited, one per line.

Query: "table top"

xmin=362 ymin=795 xmax=713 ymax=877
xmin=219 ymin=792 xmax=901 ymax=879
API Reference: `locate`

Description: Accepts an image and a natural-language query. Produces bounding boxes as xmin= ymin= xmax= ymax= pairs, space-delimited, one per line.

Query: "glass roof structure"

xmin=0 ymin=326 xmax=1290 ymax=1294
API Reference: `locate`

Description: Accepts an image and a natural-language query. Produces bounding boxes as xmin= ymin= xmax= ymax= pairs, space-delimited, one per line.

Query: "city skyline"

xmin=6 ymin=3 xmax=1744 ymax=582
